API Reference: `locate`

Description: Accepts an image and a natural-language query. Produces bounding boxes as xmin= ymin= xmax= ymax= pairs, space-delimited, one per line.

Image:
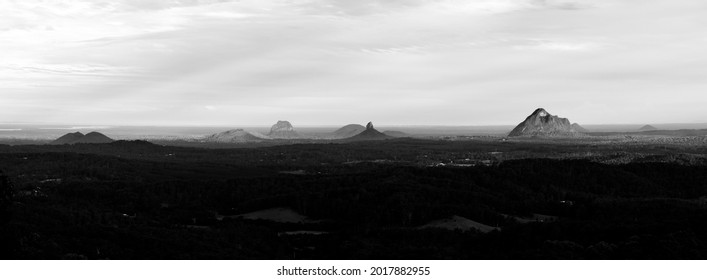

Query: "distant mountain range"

xmin=200 ymin=121 xmax=404 ymax=143
xmin=52 ymin=132 xmax=113 ymax=144
xmin=203 ymin=120 xmax=302 ymax=143
xmin=330 ymin=124 xmax=406 ymax=139
xmin=345 ymin=122 xmax=393 ymax=141
xmin=59 ymin=111 xmax=694 ymax=144
xmin=588 ymin=128 xmax=707 ymax=137
xmin=203 ymin=129 xmax=271 ymax=143
xmin=509 ymin=108 xmax=582 ymax=137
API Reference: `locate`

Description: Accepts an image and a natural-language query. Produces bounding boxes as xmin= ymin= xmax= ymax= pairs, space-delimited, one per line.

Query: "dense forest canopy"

xmin=1 ymin=139 xmax=707 ymax=259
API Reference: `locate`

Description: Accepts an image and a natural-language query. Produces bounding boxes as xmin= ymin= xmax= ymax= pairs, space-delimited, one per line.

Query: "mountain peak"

xmin=509 ymin=108 xmax=580 ymax=137
xmin=52 ymin=131 xmax=113 ymax=144
xmin=532 ymin=108 xmax=549 ymax=117
xmin=85 ymin=131 xmax=106 ymax=137
xmin=205 ymin=128 xmax=269 ymax=143
xmin=51 ymin=132 xmax=85 ymax=145
xmin=346 ymin=121 xmax=391 ymax=141
xmin=639 ymin=125 xmax=658 ymax=131
xmin=75 ymin=132 xmax=113 ymax=144
xmin=268 ymin=120 xmax=301 ymax=139
xmin=271 ymin=121 xmax=294 ymax=132
xmin=332 ymin=124 xmax=366 ymax=139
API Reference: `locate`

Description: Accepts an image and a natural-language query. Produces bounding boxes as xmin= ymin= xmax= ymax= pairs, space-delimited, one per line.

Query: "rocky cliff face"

xmin=267 ymin=121 xmax=301 ymax=139
xmin=508 ymin=108 xmax=580 ymax=137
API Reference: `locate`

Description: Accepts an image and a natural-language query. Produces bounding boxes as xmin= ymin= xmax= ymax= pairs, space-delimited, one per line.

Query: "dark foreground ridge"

xmin=2 ymin=138 xmax=707 ymax=259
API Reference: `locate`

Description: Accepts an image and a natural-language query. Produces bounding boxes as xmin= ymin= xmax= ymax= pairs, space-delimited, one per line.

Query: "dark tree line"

xmin=0 ymin=171 xmax=12 ymax=224
xmin=1 ymin=141 xmax=707 ymax=259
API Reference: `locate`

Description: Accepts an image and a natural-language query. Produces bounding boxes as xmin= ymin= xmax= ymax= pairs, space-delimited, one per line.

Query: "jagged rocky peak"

xmin=366 ymin=122 xmax=374 ymax=130
xmin=267 ymin=120 xmax=301 ymax=139
xmin=535 ymin=108 xmax=549 ymax=117
xmin=508 ymin=108 xmax=580 ymax=137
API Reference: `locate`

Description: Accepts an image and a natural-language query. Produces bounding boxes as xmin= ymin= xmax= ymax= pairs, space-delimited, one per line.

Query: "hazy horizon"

xmin=2 ymin=121 xmax=707 ymax=128
xmin=1 ymin=121 xmax=707 ymax=141
xmin=2 ymin=0 xmax=707 ymax=126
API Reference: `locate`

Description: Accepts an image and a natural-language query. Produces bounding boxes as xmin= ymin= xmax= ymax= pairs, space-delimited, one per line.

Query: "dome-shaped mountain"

xmin=346 ymin=122 xmax=392 ymax=141
xmin=332 ymin=124 xmax=366 ymax=139
xmin=51 ymin=131 xmax=113 ymax=144
xmin=639 ymin=125 xmax=658 ymax=131
xmin=204 ymin=129 xmax=270 ymax=143
xmin=267 ymin=121 xmax=301 ymax=139
xmin=51 ymin=132 xmax=85 ymax=145
xmin=508 ymin=108 xmax=580 ymax=137
xmin=75 ymin=132 xmax=114 ymax=144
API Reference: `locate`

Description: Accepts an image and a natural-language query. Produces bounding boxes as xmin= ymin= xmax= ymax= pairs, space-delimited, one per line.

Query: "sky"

xmin=1 ymin=0 xmax=707 ymax=126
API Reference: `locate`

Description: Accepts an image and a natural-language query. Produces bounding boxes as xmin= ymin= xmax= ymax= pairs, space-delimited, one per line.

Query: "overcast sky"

xmin=1 ymin=0 xmax=706 ymax=126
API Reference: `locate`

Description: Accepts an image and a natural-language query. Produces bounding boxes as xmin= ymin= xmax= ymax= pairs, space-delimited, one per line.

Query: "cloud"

xmin=513 ymin=40 xmax=604 ymax=52
xmin=2 ymin=63 xmax=139 ymax=76
xmin=292 ymin=0 xmax=598 ymax=17
xmin=530 ymin=0 xmax=595 ymax=10
xmin=1 ymin=0 xmax=707 ymax=125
